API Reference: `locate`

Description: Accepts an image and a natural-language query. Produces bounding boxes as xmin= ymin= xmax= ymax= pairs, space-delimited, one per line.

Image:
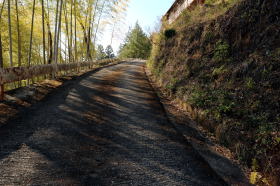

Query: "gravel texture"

xmin=0 ymin=61 xmax=226 ymax=186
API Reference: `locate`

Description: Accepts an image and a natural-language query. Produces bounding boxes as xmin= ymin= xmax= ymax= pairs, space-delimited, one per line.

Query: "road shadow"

xmin=0 ymin=61 xmax=226 ymax=185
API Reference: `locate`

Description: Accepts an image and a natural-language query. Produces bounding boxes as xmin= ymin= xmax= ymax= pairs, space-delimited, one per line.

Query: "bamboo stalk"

xmin=15 ymin=0 xmax=21 ymax=67
xmin=28 ymin=0 xmax=36 ymax=67
xmin=53 ymin=0 xmax=60 ymax=64
xmin=41 ymin=0 xmax=46 ymax=65
xmin=63 ymin=1 xmax=70 ymax=63
xmin=74 ymin=0 xmax=77 ymax=64
xmin=70 ymin=0 xmax=73 ymax=63
xmin=55 ymin=0 xmax=63 ymax=65
xmin=7 ymin=0 xmax=13 ymax=67
xmin=93 ymin=0 xmax=106 ymax=49
xmin=0 ymin=0 xmax=5 ymax=100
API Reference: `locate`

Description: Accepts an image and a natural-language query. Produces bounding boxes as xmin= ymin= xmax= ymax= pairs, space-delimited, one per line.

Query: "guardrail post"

xmin=0 ymin=84 xmax=4 ymax=101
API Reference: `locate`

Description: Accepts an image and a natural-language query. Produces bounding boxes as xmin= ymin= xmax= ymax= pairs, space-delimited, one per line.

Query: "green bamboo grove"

xmin=0 ymin=0 xmax=130 ymax=69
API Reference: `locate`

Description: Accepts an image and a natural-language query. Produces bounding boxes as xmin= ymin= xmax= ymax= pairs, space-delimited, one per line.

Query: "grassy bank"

xmin=148 ymin=0 xmax=280 ymax=184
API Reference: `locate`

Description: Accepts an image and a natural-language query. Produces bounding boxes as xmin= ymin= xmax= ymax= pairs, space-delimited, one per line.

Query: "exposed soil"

xmin=0 ymin=61 xmax=226 ymax=185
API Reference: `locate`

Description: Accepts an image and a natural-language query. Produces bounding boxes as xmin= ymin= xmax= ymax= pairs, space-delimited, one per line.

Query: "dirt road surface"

xmin=0 ymin=61 xmax=226 ymax=186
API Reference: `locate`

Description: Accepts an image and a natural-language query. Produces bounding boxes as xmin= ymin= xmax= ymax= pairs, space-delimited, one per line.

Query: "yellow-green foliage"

xmin=212 ymin=65 xmax=228 ymax=77
xmin=213 ymin=40 xmax=231 ymax=62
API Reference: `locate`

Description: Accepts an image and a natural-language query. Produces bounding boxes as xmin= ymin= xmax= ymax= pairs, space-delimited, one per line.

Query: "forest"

xmin=0 ymin=0 xmax=129 ymax=68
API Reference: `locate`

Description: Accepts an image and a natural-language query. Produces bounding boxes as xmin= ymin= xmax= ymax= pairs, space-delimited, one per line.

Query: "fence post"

xmin=0 ymin=84 xmax=4 ymax=101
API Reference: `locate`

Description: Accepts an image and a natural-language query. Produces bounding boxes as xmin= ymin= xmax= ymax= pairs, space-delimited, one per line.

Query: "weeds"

xmin=212 ymin=65 xmax=228 ymax=77
xmin=189 ymin=88 xmax=235 ymax=117
xmin=213 ymin=40 xmax=231 ymax=62
xmin=203 ymin=31 xmax=215 ymax=43
xmin=245 ymin=77 xmax=254 ymax=89
xmin=166 ymin=77 xmax=179 ymax=92
xmin=171 ymin=0 xmax=239 ymax=30
xmin=148 ymin=0 xmax=280 ymax=183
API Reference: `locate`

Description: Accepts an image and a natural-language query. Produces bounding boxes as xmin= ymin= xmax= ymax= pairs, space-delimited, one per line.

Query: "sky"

xmin=99 ymin=0 xmax=175 ymax=53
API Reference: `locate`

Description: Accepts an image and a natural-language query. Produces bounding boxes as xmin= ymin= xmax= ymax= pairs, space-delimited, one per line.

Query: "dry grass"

xmin=165 ymin=0 xmax=240 ymax=30
xmin=148 ymin=0 xmax=280 ymax=184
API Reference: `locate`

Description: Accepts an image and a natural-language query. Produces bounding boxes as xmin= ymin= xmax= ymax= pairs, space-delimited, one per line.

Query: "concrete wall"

xmin=165 ymin=0 xmax=204 ymax=24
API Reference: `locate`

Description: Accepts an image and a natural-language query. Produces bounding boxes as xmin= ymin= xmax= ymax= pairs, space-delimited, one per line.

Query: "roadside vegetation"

xmin=0 ymin=0 xmax=129 ymax=91
xmin=148 ymin=0 xmax=280 ymax=185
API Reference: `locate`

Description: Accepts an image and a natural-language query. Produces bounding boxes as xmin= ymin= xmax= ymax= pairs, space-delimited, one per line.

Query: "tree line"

xmin=96 ymin=22 xmax=152 ymax=60
xmin=118 ymin=22 xmax=152 ymax=59
xmin=0 ymin=0 xmax=129 ymax=69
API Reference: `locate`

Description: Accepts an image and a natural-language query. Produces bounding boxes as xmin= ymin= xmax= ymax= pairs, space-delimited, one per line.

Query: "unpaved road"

xmin=0 ymin=61 xmax=226 ymax=186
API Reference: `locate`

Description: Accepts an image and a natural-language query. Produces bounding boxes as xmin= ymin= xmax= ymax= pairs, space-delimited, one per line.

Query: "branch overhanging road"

xmin=0 ymin=61 xmax=226 ymax=186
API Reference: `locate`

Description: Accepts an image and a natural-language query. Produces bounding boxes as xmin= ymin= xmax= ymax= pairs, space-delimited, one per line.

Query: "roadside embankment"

xmin=148 ymin=0 xmax=280 ymax=184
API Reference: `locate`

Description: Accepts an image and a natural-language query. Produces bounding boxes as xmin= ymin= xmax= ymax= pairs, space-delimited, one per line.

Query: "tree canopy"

xmin=0 ymin=0 xmax=129 ymax=68
xmin=105 ymin=45 xmax=114 ymax=59
xmin=118 ymin=22 xmax=151 ymax=59
xmin=96 ymin=44 xmax=106 ymax=59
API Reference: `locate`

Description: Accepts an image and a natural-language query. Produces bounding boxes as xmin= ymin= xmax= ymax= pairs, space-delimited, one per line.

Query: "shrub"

xmin=164 ymin=29 xmax=176 ymax=39
xmin=212 ymin=65 xmax=228 ymax=77
xmin=213 ymin=40 xmax=231 ymax=62
xmin=204 ymin=31 xmax=215 ymax=43
xmin=166 ymin=77 xmax=179 ymax=92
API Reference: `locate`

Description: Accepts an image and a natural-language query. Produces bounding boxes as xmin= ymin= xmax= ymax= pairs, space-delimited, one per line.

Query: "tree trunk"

xmin=70 ymin=0 xmax=73 ymax=62
xmin=55 ymin=0 xmax=63 ymax=65
xmin=0 ymin=0 xmax=5 ymax=68
xmin=86 ymin=0 xmax=96 ymax=61
xmin=28 ymin=0 xmax=36 ymax=66
xmin=0 ymin=34 xmax=3 ymax=100
xmin=41 ymin=0 xmax=46 ymax=64
xmin=78 ymin=20 xmax=88 ymax=61
xmin=46 ymin=0 xmax=53 ymax=65
xmin=15 ymin=0 xmax=21 ymax=67
xmin=47 ymin=23 xmax=53 ymax=64
xmin=0 ymin=0 xmax=5 ymax=99
xmin=53 ymin=0 xmax=60 ymax=64
xmin=90 ymin=0 xmax=99 ymax=40
xmin=63 ymin=1 xmax=71 ymax=63
xmin=93 ymin=0 xmax=106 ymax=48
xmin=7 ymin=0 xmax=13 ymax=67
xmin=0 ymin=34 xmax=3 ymax=68
xmin=74 ymin=0 xmax=77 ymax=62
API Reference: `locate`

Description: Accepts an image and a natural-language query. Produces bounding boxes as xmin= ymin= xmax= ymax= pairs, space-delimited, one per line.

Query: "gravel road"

xmin=0 ymin=61 xmax=226 ymax=186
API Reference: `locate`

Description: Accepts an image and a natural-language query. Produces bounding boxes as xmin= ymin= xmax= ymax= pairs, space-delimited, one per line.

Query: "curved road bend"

xmin=0 ymin=61 xmax=226 ymax=186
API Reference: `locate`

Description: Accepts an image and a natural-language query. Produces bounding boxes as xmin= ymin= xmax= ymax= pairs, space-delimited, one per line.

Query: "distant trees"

xmin=105 ymin=45 xmax=114 ymax=59
xmin=119 ymin=22 xmax=152 ymax=59
xmin=96 ymin=44 xmax=106 ymax=59
xmin=96 ymin=44 xmax=114 ymax=59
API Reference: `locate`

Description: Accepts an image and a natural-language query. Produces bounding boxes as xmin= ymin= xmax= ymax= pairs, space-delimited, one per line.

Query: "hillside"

xmin=148 ymin=0 xmax=280 ymax=184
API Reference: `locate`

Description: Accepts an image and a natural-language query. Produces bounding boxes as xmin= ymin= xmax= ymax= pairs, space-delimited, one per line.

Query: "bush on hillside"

xmin=164 ymin=29 xmax=176 ymax=39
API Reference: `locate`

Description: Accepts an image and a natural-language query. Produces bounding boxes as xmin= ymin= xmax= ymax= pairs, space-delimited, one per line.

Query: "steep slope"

xmin=148 ymin=0 xmax=280 ymax=184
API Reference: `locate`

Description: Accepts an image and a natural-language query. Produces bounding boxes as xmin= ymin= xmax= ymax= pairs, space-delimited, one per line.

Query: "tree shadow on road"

xmin=0 ymin=62 xmax=227 ymax=185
